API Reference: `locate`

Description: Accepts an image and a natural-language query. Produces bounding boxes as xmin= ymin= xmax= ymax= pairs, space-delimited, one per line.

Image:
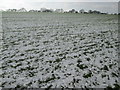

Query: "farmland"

xmin=1 ymin=12 xmax=119 ymax=88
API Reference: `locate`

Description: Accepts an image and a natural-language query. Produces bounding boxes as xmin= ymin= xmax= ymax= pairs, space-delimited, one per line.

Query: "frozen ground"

xmin=1 ymin=12 xmax=119 ymax=88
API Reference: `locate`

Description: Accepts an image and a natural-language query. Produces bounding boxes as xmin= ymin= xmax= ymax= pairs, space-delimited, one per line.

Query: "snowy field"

xmin=1 ymin=12 xmax=119 ymax=88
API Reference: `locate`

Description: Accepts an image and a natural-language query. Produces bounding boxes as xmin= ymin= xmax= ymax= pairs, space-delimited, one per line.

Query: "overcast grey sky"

xmin=0 ymin=0 xmax=119 ymax=13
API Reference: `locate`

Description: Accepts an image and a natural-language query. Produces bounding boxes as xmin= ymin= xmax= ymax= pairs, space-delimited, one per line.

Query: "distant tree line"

xmin=1 ymin=8 xmax=118 ymax=15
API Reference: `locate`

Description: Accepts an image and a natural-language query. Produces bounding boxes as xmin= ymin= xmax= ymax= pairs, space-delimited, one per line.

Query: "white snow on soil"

xmin=1 ymin=12 xmax=119 ymax=88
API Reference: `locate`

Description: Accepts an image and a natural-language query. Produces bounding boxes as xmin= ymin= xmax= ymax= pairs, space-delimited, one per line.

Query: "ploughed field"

xmin=1 ymin=12 xmax=119 ymax=88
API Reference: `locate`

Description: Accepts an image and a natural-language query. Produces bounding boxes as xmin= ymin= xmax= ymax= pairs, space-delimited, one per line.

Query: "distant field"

xmin=1 ymin=12 xmax=119 ymax=88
